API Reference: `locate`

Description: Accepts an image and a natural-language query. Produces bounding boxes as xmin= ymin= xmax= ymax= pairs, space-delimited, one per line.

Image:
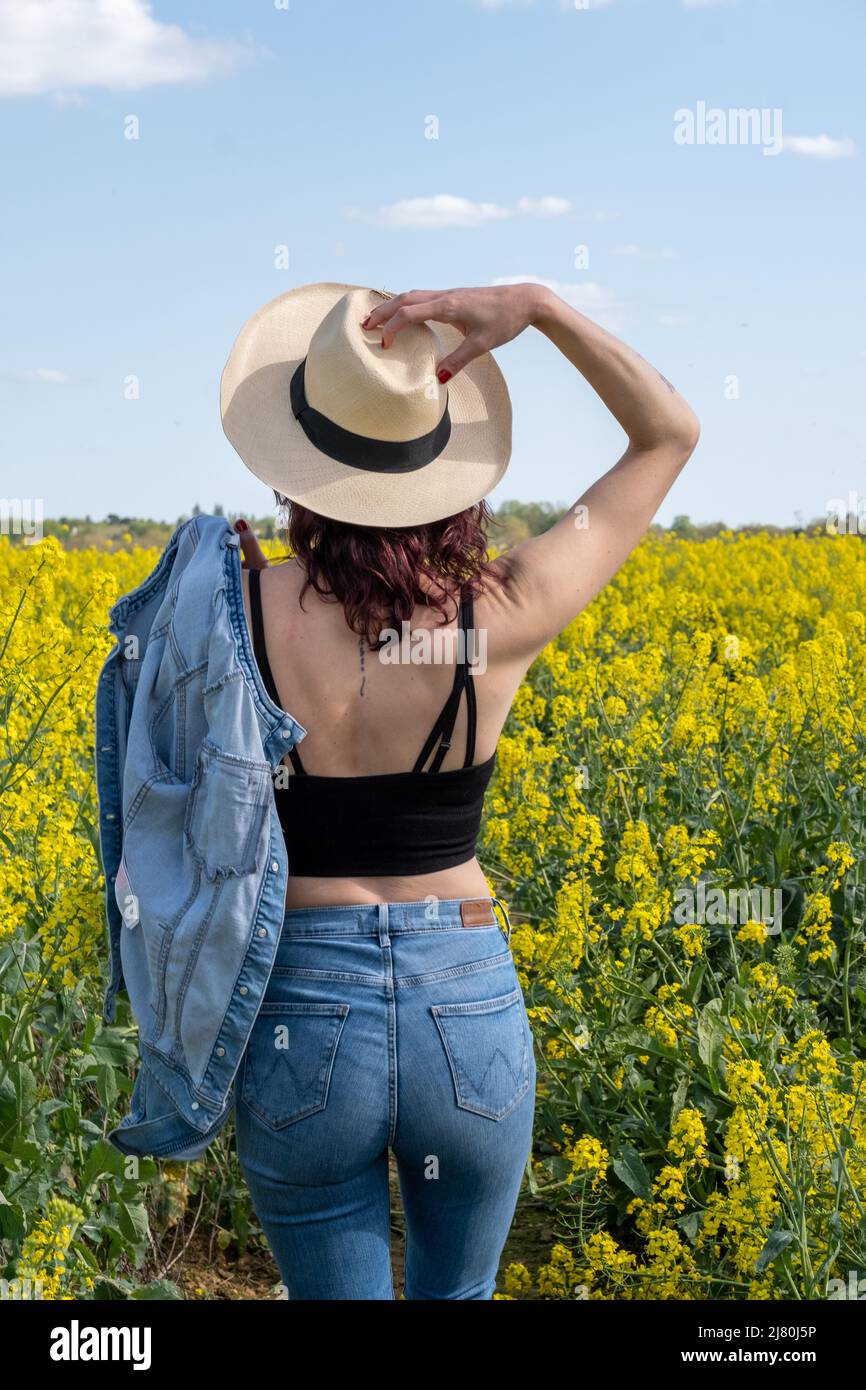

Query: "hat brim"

xmin=220 ymin=282 xmax=512 ymax=527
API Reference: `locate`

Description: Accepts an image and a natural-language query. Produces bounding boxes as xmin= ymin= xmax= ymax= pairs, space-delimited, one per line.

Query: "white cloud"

xmin=347 ymin=195 xmax=512 ymax=229
xmin=782 ymin=134 xmax=856 ymax=159
xmin=492 ymin=275 xmax=624 ymax=331
xmin=347 ymin=193 xmax=572 ymax=229
xmin=517 ymin=196 xmax=571 ymax=217
xmin=0 ymin=0 xmax=255 ymax=98
xmin=612 ymin=244 xmax=677 ymax=261
xmin=15 ymin=368 xmax=69 ymax=383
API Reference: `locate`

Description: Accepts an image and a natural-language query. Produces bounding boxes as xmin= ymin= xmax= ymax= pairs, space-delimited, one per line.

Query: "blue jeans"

xmin=234 ymin=896 xmax=536 ymax=1300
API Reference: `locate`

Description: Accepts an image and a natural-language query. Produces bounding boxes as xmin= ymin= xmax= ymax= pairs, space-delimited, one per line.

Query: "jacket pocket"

xmin=431 ymin=986 xmax=531 ymax=1121
xmin=149 ymin=919 xmax=172 ymax=1034
xmin=241 ymin=1002 xmax=350 ymax=1130
xmin=184 ymin=739 xmax=272 ymax=879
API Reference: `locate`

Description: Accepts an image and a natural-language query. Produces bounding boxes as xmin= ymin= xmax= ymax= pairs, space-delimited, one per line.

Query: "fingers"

xmin=360 ymin=287 xmax=480 ymax=380
xmin=377 ymin=300 xmax=450 ymax=349
xmin=234 ymin=519 xmax=269 ymax=569
xmin=435 ymin=334 xmax=486 ymax=383
xmin=362 ymin=290 xmax=439 ymax=334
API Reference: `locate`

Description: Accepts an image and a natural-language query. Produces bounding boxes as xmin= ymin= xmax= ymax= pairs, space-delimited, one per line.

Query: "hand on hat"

xmin=362 ymin=283 xmax=546 ymax=384
xmin=234 ymin=518 xmax=269 ymax=569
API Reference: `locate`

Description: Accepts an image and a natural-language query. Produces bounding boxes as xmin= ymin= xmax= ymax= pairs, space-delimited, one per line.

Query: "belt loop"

xmin=492 ymin=897 xmax=511 ymax=945
xmin=377 ymin=902 xmax=390 ymax=947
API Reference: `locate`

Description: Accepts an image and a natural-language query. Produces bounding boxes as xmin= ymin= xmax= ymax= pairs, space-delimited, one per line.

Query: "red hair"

xmin=273 ymin=493 xmax=500 ymax=646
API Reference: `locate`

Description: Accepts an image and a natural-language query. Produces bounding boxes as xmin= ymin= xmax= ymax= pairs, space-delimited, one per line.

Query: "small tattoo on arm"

xmin=359 ymin=637 xmax=366 ymax=696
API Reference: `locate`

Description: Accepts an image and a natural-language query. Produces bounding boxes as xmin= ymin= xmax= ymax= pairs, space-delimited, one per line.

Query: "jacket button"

xmin=270 ymin=860 xmax=280 ymax=873
xmin=216 ymin=1047 xmax=225 ymax=1057
xmin=191 ymin=1102 xmax=200 ymax=1111
xmin=257 ymin=928 xmax=267 ymax=938
xmin=239 ymin=985 xmax=248 ymax=995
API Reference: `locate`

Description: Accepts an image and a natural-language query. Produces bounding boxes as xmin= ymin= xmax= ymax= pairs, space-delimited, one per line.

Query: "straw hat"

xmin=220 ymin=282 xmax=512 ymax=527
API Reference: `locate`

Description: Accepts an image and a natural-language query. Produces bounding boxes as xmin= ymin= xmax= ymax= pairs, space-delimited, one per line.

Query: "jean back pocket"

xmin=431 ymin=986 xmax=531 ymax=1121
xmin=241 ymin=1002 xmax=349 ymax=1130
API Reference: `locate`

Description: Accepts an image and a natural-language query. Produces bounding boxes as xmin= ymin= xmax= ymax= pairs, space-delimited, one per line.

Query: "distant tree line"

xmin=13 ymin=503 xmax=837 ymax=554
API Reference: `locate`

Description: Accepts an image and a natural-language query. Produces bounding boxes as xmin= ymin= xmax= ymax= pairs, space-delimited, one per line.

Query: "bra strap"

xmin=248 ymin=567 xmax=306 ymax=775
xmin=462 ymin=595 xmax=478 ymax=768
xmin=412 ymin=591 xmax=476 ymax=774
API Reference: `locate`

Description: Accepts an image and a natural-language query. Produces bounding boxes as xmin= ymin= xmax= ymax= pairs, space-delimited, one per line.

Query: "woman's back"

xmin=243 ymin=557 xmax=528 ymax=772
xmin=241 ymin=555 xmax=531 ymax=908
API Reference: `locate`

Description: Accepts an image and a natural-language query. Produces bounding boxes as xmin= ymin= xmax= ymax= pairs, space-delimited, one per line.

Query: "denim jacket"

xmin=94 ymin=514 xmax=307 ymax=1160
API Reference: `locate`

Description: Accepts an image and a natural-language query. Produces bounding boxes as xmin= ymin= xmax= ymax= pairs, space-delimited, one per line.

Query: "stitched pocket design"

xmin=241 ymin=1002 xmax=350 ymax=1129
xmin=431 ymin=986 xmax=531 ymax=1120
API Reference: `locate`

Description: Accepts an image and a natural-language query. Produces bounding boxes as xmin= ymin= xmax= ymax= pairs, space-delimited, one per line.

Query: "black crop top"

xmin=248 ymin=568 xmax=497 ymax=876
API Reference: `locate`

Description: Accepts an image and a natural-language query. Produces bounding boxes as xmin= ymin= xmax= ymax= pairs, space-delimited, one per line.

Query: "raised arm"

xmin=493 ymin=285 xmax=700 ymax=655
xmin=365 ymin=283 xmax=700 ymax=659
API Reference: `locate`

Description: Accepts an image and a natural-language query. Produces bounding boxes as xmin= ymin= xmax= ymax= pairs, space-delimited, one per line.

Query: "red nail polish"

xmin=361 ymin=316 xmax=371 ymax=327
xmin=380 ymin=337 xmax=387 ymax=348
xmin=437 ymin=369 xmax=451 ymax=384
xmin=235 ymin=519 xmax=248 ymax=532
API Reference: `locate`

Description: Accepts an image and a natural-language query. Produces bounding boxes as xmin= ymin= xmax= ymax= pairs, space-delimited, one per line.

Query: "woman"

xmin=220 ymin=280 xmax=700 ymax=1300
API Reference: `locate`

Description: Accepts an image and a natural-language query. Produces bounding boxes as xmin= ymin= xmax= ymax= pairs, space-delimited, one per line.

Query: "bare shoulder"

xmin=259 ymin=557 xmax=306 ymax=601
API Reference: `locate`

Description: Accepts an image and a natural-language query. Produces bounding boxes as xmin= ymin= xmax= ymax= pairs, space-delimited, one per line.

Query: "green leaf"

xmin=755 ymin=1229 xmax=795 ymax=1273
xmin=96 ymin=1063 xmax=118 ymax=1109
xmin=670 ymin=1072 xmax=690 ymax=1126
xmin=0 ymin=1061 xmax=37 ymax=1134
xmin=91 ymin=1276 xmax=134 ymax=1301
xmin=80 ymin=1137 xmax=127 ymax=1189
xmin=0 ymin=1196 xmax=25 ymax=1242
xmin=607 ymin=1024 xmax=677 ymax=1061
xmin=612 ymin=1145 xmax=652 ymax=1200
xmin=117 ymin=1200 xmax=150 ymax=1244
xmin=684 ymin=958 xmax=707 ymax=1003
xmin=91 ymin=1027 xmax=139 ymax=1066
xmin=677 ymin=1211 xmax=703 ymax=1245
xmin=130 ymin=1279 xmax=184 ymax=1300
xmin=696 ymin=999 xmax=725 ymax=1071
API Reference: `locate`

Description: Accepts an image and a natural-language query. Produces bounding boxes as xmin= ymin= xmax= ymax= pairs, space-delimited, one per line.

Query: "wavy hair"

xmin=272 ymin=492 xmax=500 ymax=646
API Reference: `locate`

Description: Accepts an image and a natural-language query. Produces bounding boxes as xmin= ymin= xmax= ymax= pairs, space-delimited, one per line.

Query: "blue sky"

xmin=1 ymin=0 xmax=863 ymax=527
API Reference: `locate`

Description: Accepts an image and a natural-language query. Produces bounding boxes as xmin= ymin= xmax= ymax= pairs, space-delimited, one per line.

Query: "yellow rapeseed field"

xmin=2 ymin=528 xmax=865 ymax=1299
